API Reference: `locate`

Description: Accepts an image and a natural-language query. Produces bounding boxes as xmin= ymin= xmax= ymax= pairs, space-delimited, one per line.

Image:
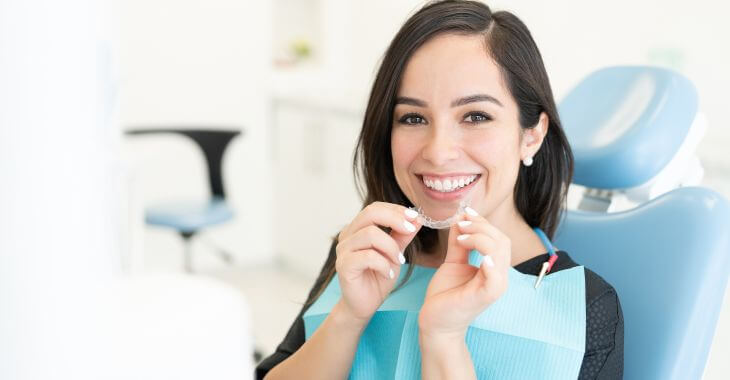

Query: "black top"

xmin=256 ymin=242 xmax=624 ymax=379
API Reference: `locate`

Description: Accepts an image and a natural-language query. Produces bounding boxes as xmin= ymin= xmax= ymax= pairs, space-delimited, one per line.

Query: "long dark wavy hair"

xmin=304 ymin=0 xmax=573 ymax=309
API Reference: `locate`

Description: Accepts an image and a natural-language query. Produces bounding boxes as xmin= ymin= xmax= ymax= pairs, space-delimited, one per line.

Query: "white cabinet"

xmin=272 ymin=97 xmax=364 ymax=278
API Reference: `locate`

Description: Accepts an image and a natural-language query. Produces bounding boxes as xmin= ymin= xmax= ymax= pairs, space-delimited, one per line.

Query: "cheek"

xmin=391 ymin=132 xmax=417 ymax=174
xmin=467 ymin=132 xmax=521 ymax=181
xmin=391 ymin=131 xmax=424 ymax=200
xmin=467 ymin=138 xmax=508 ymax=168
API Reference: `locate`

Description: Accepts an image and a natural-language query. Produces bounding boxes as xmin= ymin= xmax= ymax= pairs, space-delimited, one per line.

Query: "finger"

xmin=346 ymin=202 xmax=420 ymax=237
xmin=338 ymin=225 xmax=402 ymax=265
xmin=390 ymin=217 xmax=422 ymax=255
xmin=461 ymin=210 xmax=507 ymax=242
xmin=340 ymin=249 xmax=395 ymax=281
xmin=458 ymin=234 xmax=508 ymax=302
xmin=453 ymin=231 xmax=504 ymax=304
xmin=444 ymin=214 xmax=470 ymax=264
xmin=455 ymin=233 xmax=508 ymax=267
xmin=455 ymin=232 xmax=496 ymax=254
xmin=465 ymin=253 xmax=505 ymax=304
xmin=458 ymin=217 xmax=510 ymax=266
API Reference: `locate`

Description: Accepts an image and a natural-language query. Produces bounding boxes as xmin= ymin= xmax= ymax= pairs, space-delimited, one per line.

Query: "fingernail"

xmin=483 ymin=255 xmax=495 ymax=267
xmin=404 ymin=208 xmax=419 ymax=219
xmin=457 ymin=220 xmax=472 ymax=227
xmin=465 ymin=207 xmax=479 ymax=217
xmin=403 ymin=220 xmax=416 ymax=232
xmin=457 ymin=234 xmax=470 ymax=241
xmin=398 ymin=252 xmax=406 ymax=264
xmin=389 ymin=268 xmax=395 ymax=279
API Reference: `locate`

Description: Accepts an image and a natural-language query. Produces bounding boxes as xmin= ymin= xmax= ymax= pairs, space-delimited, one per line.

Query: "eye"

xmin=398 ymin=113 xmax=427 ymax=125
xmin=463 ymin=112 xmax=492 ymax=124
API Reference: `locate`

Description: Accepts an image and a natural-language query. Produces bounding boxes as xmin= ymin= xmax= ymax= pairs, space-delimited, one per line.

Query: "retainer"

xmin=408 ymin=197 xmax=472 ymax=230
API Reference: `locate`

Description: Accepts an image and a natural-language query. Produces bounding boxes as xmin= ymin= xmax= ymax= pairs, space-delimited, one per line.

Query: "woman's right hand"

xmin=335 ymin=202 xmax=422 ymax=324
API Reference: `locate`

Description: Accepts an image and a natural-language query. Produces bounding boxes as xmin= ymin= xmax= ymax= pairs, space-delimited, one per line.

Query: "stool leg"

xmin=217 ymin=248 xmax=234 ymax=264
xmin=181 ymin=232 xmax=195 ymax=273
xmin=199 ymin=235 xmax=235 ymax=265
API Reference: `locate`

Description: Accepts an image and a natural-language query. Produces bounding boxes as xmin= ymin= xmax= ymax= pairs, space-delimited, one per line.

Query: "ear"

xmin=521 ymin=112 xmax=549 ymax=160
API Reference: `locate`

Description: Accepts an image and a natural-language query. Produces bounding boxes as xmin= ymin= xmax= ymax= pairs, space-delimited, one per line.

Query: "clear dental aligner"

xmin=409 ymin=198 xmax=471 ymax=230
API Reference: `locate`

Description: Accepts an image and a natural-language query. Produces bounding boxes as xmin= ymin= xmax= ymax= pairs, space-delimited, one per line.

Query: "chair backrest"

xmin=554 ymin=187 xmax=730 ymax=379
xmin=554 ymin=66 xmax=730 ymax=379
xmin=126 ymin=128 xmax=242 ymax=199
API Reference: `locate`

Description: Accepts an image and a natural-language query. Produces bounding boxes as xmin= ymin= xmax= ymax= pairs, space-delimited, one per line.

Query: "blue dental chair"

xmin=553 ymin=66 xmax=730 ymax=379
xmin=126 ymin=128 xmax=242 ymax=272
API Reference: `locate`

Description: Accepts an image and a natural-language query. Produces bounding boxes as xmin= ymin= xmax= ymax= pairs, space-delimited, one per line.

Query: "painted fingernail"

xmin=398 ymin=252 xmax=406 ymax=264
xmin=457 ymin=234 xmax=470 ymax=241
xmin=405 ymin=208 xmax=419 ymax=219
xmin=389 ymin=268 xmax=395 ymax=279
xmin=404 ymin=220 xmax=416 ymax=232
xmin=465 ymin=207 xmax=479 ymax=216
xmin=483 ymin=255 xmax=495 ymax=267
xmin=457 ymin=220 xmax=472 ymax=227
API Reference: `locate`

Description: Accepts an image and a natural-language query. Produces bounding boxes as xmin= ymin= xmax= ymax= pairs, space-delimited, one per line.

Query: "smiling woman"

xmin=257 ymin=1 xmax=623 ymax=379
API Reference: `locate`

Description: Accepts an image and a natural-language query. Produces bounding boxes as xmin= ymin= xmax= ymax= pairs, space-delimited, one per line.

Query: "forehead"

xmin=398 ymin=33 xmax=510 ymax=105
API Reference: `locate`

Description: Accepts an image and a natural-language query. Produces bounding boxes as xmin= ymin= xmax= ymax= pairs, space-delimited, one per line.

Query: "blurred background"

xmin=2 ymin=0 xmax=729 ymax=378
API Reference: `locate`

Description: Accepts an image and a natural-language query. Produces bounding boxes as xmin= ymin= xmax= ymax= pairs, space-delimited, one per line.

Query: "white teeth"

xmin=444 ymin=179 xmax=452 ymax=191
xmin=423 ymin=175 xmax=478 ymax=193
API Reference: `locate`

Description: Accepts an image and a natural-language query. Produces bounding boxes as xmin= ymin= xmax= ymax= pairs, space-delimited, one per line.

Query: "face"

xmin=391 ymin=33 xmax=546 ymax=221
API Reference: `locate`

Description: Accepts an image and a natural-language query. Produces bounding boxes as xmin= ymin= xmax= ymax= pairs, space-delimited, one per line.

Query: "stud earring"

xmin=523 ymin=156 xmax=533 ymax=167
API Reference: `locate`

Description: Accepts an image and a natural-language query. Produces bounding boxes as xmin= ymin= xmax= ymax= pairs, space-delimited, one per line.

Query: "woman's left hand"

xmin=418 ymin=207 xmax=512 ymax=338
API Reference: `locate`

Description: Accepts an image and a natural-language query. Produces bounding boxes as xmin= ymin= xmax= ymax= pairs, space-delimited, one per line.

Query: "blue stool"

xmin=555 ymin=66 xmax=730 ymax=379
xmin=126 ymin=128 xmax=242 ymax=272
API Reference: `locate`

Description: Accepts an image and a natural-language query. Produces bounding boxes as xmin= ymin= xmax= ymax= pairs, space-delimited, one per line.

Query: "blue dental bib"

xmin=304 ymin=259 xmax=586 ymax=379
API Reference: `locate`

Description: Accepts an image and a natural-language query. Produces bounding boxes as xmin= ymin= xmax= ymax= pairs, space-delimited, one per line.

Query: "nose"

xmin=420 ymin=125 xmax=460 ymax=166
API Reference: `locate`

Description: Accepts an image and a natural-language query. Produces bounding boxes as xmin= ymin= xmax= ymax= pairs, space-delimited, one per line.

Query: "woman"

xmin=257 ymin=1 xmax=623 ymax=378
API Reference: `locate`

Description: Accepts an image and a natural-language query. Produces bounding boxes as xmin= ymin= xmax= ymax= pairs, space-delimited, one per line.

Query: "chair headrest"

xmin=559 ymin=66 xmax=698 ymax=189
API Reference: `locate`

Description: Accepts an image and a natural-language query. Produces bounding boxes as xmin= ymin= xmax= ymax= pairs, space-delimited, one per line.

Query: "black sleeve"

xmin=254 ymin=239 xmax=338 ymax=380
xmin=578 ymin=269 xmax=625 ymax=379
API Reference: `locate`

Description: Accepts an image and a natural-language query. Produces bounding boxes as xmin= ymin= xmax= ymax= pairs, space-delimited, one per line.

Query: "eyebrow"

xmin=394 ymin=94 xmax=503 ymax=108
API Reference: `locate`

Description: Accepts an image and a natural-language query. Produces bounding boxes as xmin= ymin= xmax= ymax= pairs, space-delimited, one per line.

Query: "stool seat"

xmin=145 ymin=197 xmax=234 ymax=235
